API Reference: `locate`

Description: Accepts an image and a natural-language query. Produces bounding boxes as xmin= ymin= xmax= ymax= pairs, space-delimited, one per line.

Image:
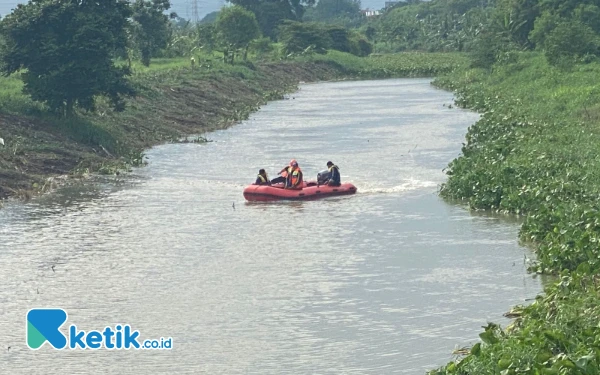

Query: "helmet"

xmin=290 ymin=159 xmax=298 ymax=166
xmin=326 ymin=161 xmax=333 ymax=167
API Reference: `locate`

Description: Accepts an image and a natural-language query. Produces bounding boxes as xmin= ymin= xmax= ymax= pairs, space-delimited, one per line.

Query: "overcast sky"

xmin=0 ymin=0 xmax=388 ymax=21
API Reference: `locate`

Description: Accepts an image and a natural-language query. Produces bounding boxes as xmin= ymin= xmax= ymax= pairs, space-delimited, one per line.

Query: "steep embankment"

xmin=0 ymin=52 xmax=467 ymax=200
xmin=430 ymin=53 xmax=600 ymax=374
xmin=0 ymin=62 xmax=337 ymax=199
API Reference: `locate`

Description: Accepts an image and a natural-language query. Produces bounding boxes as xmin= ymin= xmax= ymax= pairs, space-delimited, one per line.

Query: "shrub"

xmin=544 ymin=21 xmax=600 ymax=67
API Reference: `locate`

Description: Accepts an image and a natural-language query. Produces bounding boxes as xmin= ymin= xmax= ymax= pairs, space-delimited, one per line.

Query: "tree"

xmin=131 ymin=0 xmax=176 ymax=66
xmin=544 ymin=21 xmax=599 ymax=67
xmin=216 ymin=5 xmax=260 ymax=62
xmin=303 ymin=0 xmax=362 ymax=23
xmin=163 ymin=19 xmax=196 ymax=57
xmin=277 ymin=20 xmax=331 ymax=55
xmin=197 ymin=24 xmax=217 ymax=52
xmin=492 ymin=0 xmax=540 ymax=48
xmin=254 ymin=1 xmax=294 ymax=39
xmin=0 ymin=0 xmax=135 ymax=117
xmin=200 ymin=11 xmax=219 ymax=24
xmin=227 ymin=0 xmax=316 ymax=38
xmin=573 ymin=4 xmax=600 ymax=34
xmin=528 ymin=10 xmax=560 ymax=48
xmin=469 ymin=31 xmax=507 ymax=69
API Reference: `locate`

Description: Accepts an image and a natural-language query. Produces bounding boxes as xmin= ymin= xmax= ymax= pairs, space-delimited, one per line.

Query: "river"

xmin=0 ymin=79 xmax=541 ymax=374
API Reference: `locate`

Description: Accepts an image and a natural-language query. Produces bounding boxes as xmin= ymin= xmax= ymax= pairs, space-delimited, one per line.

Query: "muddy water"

xmin=0 ymin=79 xmax=541 ymax=374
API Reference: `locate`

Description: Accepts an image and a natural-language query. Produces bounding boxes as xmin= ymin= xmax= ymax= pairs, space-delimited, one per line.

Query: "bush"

xmin=469 ymin=32 xmax=504 ymax=69
xmin=277 ymin=21 xmax=331 ymax=56
xmin=249 ymin=37 xmax=275 ymax=59
xmin=324 ymin=25 xmax=352 ymax=53
xmin=351 ymin=35 xmax=373 ymax=57
xmin=277 ymin=21 xmax=372 ymax=57
xmin=544 ymin=21 xmax=600 ymax=67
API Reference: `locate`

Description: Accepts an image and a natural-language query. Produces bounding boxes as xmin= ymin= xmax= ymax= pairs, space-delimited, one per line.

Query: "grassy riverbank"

xmin=430 ymin=53 xmax=600 ymax=374
xmin=0 ymin=51 xmax=467 ymax=200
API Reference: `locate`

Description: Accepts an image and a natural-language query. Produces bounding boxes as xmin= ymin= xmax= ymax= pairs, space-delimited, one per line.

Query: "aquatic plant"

xmin=432 ymin=51 xmax=600 ymax=375
xmin=429 ymin=275 xmax=600 ymax=375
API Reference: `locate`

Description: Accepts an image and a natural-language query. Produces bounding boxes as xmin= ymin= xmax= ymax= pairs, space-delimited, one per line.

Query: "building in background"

xmin=361 ymin=9 xmax=381 ymax=17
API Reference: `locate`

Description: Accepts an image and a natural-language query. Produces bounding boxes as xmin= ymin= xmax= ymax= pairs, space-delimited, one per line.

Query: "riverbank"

xmin=0 ymin=77 xmax=537 ymax=374
xmin=430 ymin=53 xmax=600 ymax=374
xmin=0 ymin=51 xmax=467 ymax=201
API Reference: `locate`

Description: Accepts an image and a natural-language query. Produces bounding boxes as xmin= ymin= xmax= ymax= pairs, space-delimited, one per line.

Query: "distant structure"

xmin=362 ymin=9 xmax=381 ymax=17
xmin=190 ymin=0 xmax=199 ymax=22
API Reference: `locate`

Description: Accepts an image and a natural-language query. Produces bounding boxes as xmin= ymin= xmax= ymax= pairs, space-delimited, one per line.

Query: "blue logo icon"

xmin=27 ymin=309 xmax=68 ymax=349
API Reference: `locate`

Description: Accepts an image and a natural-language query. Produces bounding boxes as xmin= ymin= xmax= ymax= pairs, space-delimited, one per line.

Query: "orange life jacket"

xmin=281 ymin=166 xmax=293 ymax=178
xmin=290 ymin=167 xmax=303 ymax=188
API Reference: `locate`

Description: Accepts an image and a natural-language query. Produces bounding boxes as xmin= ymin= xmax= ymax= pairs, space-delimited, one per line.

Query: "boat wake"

xmin=358 ymin=178 xmax=438 ymax=195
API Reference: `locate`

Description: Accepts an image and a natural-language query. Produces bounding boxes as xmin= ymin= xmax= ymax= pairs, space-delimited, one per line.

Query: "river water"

xmin=0 ymin=79 xmax=541 ymax=374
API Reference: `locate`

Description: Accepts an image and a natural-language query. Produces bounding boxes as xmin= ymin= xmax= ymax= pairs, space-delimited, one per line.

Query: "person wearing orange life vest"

xmin=286 ymin=160 xmax=303 ymax=189
xmin=270 ymin=160 xmax=296 ymax=187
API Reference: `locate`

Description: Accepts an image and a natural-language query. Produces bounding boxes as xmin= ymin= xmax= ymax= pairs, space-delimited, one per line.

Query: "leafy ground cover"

xmin=431 ymin=52 xmax=600 ymax=375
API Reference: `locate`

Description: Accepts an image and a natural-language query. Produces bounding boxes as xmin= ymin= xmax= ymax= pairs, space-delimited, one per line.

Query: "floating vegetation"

xmin=177 ymin=135 xmax=213 ymax=144
xmin=431 ymin=52 xmax=600 ymax=375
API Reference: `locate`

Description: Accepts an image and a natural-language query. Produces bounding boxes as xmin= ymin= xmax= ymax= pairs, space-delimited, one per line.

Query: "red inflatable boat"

xmin=243 ymin=181 xmax=357 ymax=202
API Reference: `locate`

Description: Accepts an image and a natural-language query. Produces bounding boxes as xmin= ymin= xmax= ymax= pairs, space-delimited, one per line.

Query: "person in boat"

xmin=325 ymin=161 xmax=341 ymax=186
xmin=270 ymin=160 xmax=296 ymax=187
xmin=254 ymin=169 xmax=270 ymax=185
xmin=286 ymin=160 xmax=303 ymax=189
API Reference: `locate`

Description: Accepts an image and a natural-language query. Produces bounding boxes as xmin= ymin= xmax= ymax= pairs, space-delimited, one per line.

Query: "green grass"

xmin=431 ymin=52 xmax=600 ymax=375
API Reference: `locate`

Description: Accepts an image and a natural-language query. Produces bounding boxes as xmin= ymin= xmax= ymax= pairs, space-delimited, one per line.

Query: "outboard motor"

xmin=317 ymin=170 xmax=331 ymax=185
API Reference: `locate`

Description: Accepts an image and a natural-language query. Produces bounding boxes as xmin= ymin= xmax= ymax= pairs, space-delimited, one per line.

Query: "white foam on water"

xmin=358 ymin=178 xmax=438 ymax=195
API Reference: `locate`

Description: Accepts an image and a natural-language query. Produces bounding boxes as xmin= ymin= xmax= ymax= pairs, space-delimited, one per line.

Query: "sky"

xmin=0 ymin=0 xmax=389 ymax=20
xmin=0 ymin=0 xmax=226 ymax=20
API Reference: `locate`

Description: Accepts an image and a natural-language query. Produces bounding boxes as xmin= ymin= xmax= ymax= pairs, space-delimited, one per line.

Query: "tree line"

xmin=0 ymin=0 xmax=176 ymax=117
xmin=0 ymin=0 xmax=372 ymax=118
xmin=361 ymin=0 xmax=600 ymax=69
xmin=3 ymin=0 xmax=593 ymax=118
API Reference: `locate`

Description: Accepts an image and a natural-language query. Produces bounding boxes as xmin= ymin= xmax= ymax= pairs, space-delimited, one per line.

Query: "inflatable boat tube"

xmin=243 ymin=181 xmax=357 ymax=202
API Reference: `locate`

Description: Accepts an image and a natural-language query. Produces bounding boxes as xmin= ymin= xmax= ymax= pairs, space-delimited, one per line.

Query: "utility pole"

xmin=191 ymin=0 xmax=199 ymax=23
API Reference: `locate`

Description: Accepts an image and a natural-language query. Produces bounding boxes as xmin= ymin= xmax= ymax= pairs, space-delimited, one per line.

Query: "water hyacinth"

xmin=432 ymin=52 xmax=600 ymax=375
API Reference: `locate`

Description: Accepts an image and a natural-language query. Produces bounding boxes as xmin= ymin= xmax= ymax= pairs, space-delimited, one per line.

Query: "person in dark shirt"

xmin=254 ymin=169 xmax=271 ymax=185
xmin=325 ymin=161 xmax=341 ymax=186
